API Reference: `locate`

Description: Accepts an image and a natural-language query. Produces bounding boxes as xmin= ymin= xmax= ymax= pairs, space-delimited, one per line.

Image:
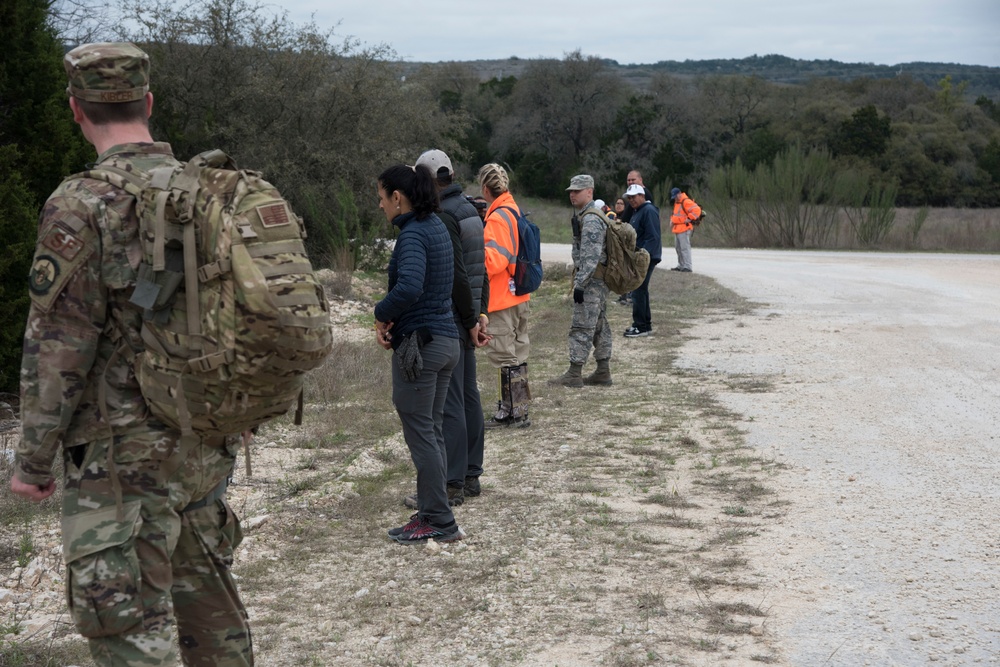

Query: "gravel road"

xmin=542 ymin=245 xmax=1000 ymax=664
xmin=670 ymin=249 xmax=1000 ymax=666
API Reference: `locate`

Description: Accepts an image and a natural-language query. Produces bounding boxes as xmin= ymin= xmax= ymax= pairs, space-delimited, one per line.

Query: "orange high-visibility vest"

xmin=671 ymin=192 xmax=701 ymax=234
xmin=483 ymin=191 xmax=531 ymax=313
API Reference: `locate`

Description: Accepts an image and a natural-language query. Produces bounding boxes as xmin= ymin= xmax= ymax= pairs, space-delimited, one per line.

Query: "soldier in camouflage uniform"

xmin=549 ymin=174 xmax=614 ymax=388
xmin=9 ymin=43 xmax=253 ymax=666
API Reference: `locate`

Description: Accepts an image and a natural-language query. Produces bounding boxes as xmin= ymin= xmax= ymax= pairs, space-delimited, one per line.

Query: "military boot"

xmin=485 ymin=367 xmax=514 ymax=429
xmin=509 ymin=363 xmax=532 ymax=427
xmin=583 ymin=358 xmax=613 ymax=386
xmin=548 ymin=362 xmax=584 ymax=388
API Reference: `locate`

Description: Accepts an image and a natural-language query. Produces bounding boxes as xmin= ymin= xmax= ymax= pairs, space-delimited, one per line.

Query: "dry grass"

xmin=696 ymin=205 xmax=1000 ymax=252
xmin=0 ymin=266 xmax=787 ymax=666
xmin=221 ymin=267 xmax=784 ymax=665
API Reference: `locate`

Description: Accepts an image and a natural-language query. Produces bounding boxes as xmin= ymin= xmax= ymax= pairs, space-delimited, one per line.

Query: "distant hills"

xmin=401 ymin=53 xmax=1000 ymax=101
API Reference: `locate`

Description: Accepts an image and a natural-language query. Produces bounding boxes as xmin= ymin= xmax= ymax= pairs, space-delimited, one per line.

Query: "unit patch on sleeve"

xmin=42 ymin=224 xmax=85 ymax=261
xmin=29 ymin=255 xmax=61 ymax=296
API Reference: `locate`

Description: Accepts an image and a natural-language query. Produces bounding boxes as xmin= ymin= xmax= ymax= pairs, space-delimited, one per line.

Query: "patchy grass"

xmin=0 ymin=267 xmax=789 ymax=666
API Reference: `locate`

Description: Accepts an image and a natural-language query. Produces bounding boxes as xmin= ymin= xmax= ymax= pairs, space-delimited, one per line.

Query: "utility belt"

xmin=181 ymin=477 xmax=228 ymax=513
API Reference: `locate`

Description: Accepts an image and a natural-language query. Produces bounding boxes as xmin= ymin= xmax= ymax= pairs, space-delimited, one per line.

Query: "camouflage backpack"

xmin=83 ymin=149 xmax=333 ymax=437
xmin=588 ymin=208 xmax=651 ymax=295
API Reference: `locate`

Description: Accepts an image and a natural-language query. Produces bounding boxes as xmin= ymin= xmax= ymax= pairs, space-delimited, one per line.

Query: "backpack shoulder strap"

xmin=71 ymin=164 xmax=149 ymax=199
xmin=495 ymin=206 xmax=520 ymax=260
xmin=583 ymin=207 xmax=610 ymax=227
xmin=83 ymin=164 xmax=184 ymax=273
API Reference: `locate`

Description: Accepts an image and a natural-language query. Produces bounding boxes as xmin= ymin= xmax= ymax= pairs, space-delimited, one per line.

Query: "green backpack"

xmin=587 ymin=208 xmax=651 ymax=295
xmin=82 ymin=149 xmax=333 ymax=437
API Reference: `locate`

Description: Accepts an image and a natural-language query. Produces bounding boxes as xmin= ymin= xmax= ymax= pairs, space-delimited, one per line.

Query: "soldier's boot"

xmin=548 ymin=362 xmax=584 ymax=388
xmin=583 ymin=358 xmax=613 ymax=386
xmin=509 ymin=363 xmax=532 ymax=427
xmin=485 ymin=367 xmax=514 ymax=429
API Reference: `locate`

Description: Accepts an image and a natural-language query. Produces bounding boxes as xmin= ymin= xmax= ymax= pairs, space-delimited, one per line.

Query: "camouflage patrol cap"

xmin=64 ymin=42 xmax=150 ymax=104
xmin=566 ymin=174 xmax=594 ymax=191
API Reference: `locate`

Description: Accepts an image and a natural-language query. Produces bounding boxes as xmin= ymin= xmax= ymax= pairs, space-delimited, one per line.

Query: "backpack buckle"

xmin=188 ymin=350 xmax=234 ymax=373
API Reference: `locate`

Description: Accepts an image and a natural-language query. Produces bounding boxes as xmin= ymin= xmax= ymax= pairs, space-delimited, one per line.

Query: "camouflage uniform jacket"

xmin=17 ymin=142 xmax=181 ymax=486
xmin=571 ymin=201 xmax=608 ymax=292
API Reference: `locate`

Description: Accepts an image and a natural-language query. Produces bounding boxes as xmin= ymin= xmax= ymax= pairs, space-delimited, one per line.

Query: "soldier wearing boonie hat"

xmin=13 ymin=41 xmax=255 ymax=666
xmin=64 ymin=42 xmax=150 ymax=104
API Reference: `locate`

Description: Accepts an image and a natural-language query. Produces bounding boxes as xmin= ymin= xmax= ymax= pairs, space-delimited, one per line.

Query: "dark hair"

xmin=378 ymin=164 xmax=439 ymax=218
xmin=77 ymin=99 xmax=148 ymax=126
xmin=434 ymin=167 xmax=454 ymax=187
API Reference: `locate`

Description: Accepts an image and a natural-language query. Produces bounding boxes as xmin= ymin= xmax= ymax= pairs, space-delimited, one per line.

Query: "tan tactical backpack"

xmin=83 ymin=149 xmax=332 ymax=437
xmin=588 ymin=208 xmax=651 ymax=295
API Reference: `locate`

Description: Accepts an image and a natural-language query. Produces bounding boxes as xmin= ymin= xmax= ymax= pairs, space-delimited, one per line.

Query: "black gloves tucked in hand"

xmin=395 ymin=333 xmax=423 ymax=382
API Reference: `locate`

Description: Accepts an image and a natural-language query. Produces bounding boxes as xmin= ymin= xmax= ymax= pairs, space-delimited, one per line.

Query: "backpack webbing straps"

xmin=147 ymin=167 xmax=175 ymax=271
xmin=183 ymin=220 xmax=201 ymax=348
xmin=152 ymin=189 xmax=170 ymax=270
xmin=581 ymin=208 xmax=611 ymax=281
xmin=246 ymin=240 xmax=307 ymax=257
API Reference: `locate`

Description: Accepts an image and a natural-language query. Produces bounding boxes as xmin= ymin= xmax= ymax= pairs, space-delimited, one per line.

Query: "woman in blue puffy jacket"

xmin=373 ymin=164 xmax=464 ymax=544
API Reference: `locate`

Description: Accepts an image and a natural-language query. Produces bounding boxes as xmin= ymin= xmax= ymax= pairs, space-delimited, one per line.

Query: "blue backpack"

xmin=498 ymin=206 xmax=543 ymax=295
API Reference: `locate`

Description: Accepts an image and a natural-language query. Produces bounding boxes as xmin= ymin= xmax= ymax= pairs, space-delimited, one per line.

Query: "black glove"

xmin=573 ymin=288 xmax=584 ymax=304
xmin=395 ymin=333 xmax=423 ymax=382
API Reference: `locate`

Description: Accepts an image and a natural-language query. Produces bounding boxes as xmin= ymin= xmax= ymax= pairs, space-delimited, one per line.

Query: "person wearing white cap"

xmin=623 ymin=183 xmax=661 ymax=337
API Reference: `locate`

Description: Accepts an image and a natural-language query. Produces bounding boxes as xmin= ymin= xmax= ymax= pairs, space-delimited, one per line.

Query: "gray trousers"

xmin=443 ymin=338 xmax=485 ymax=487
xmin=675 ymin=229 xmax=692 ymax=271
xmin=392 ymin=335 xmax=460 ymax=528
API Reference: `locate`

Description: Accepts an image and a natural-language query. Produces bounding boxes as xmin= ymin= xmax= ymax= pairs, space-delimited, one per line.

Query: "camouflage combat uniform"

xmin=15 ymin=43 xmax=252 ymax=666
xmin=569 ymin=201 xmax=612 ymax=365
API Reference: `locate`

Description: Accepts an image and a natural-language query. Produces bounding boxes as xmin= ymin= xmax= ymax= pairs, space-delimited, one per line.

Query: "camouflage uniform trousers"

xmin=568 ymin=278 xmax=612 ymax=365
xmin=61 ymin=432 xmax=253 ymax=666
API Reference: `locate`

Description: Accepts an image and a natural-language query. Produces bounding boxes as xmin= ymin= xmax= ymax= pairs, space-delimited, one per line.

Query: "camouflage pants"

xmin=568 ymin=279 xmax=612 ymax=365
xmin=61 ymin=433 xmax=253 ymax=666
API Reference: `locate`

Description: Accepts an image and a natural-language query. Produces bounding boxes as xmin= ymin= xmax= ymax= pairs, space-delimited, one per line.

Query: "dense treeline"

xmin=0 ymin=0 xmax=91 ymax=392
xmin=2 ymin=0 xmax=999 ymax=391
xmin=423 ymin=57 xmax=1000 ymax=210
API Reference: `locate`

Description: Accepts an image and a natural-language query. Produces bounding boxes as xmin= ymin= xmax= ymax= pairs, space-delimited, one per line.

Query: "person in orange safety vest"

xmin=477 ymin=163 xmax=532 ymax=429
xmin=669 ymin=187 xmax=701 ymax=272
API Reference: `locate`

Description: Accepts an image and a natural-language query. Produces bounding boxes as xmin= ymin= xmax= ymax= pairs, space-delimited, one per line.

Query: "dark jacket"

xmin=438 ymin=183 xmax=489 ymax=333
xmin=630 ymin=201 xmax=662 ymax=264
xmin=374 ymin=212 xmax=459 ymax=346
xmin=621 ymin=185 xmax=654 ymax=223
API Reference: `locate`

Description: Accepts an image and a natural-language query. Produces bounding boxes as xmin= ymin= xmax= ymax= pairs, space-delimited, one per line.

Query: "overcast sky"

xmin=268 ymin=0 xmax=999 ymax=67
